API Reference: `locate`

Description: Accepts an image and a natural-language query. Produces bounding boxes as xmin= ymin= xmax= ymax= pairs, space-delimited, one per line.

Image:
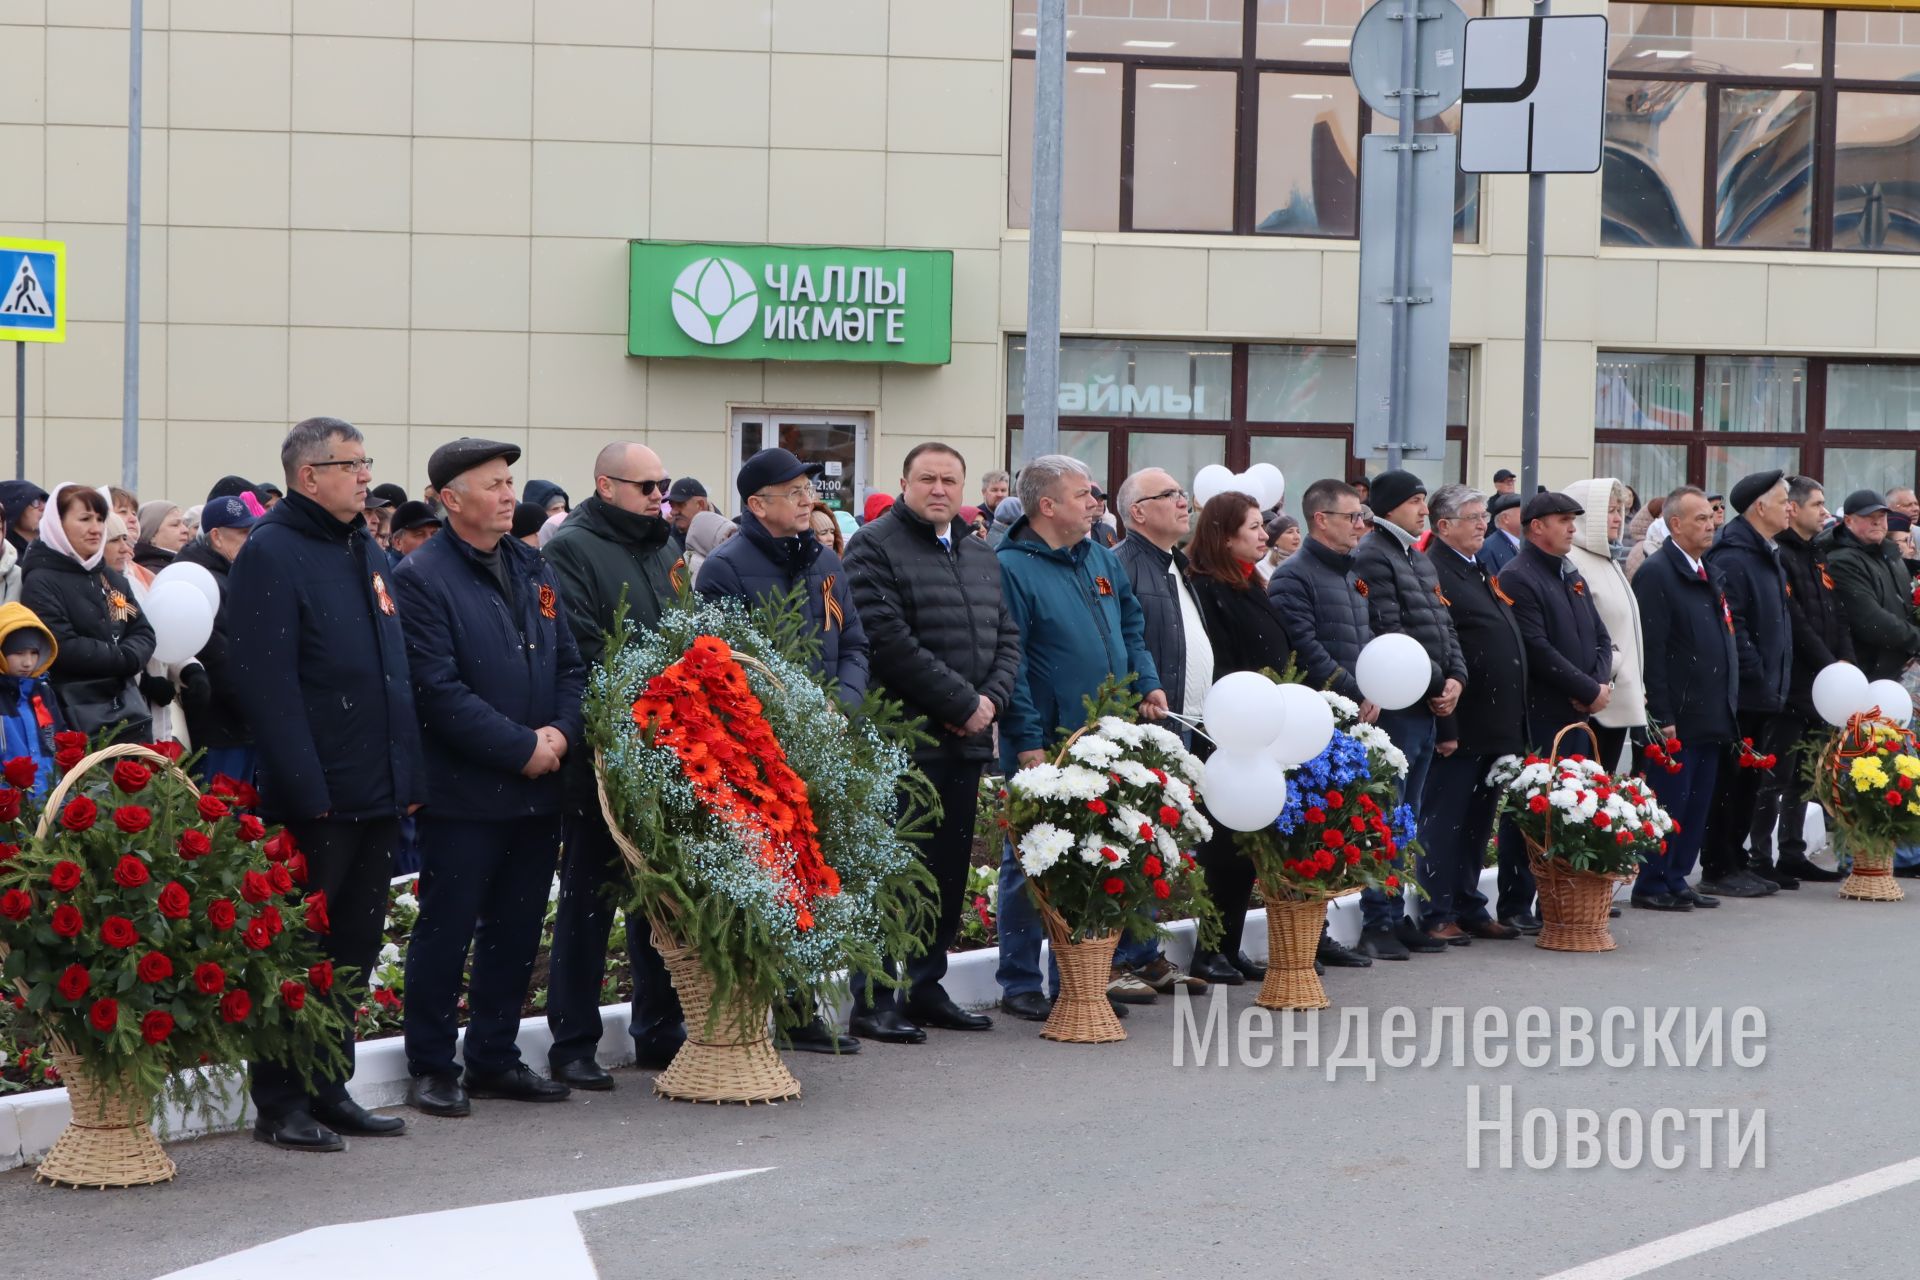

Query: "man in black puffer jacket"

xmin=1351 ymin=470 xmax=1466 ymax=959
xmin=1771 ymin=477 xmax=1850 ymax=883
xmin=842 ymin=442 xmax=1020 ymax=1042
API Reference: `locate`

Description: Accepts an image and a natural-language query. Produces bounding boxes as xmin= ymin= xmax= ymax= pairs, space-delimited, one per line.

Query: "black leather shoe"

xmin=1755 ymin=865 xmax=1801 ymax=890
xmin=1394 ymin=919 xmax=1447 ymax=953
xmin=1609 ymin=905 xmax=1622 ymax=917
xmin=1894 ymin=864 xmax=1920 ymax=880
xmin=464 ymin=1064 xmax=571 ymax=1102
xmin=1698 ymin=871 xmax=1773 ymax=898
xmin=849 ymin=1007 xmax=927 ymax=1044
xmin=550 ymin=1059 xmax=615 ymax=1091
xmin=1630 ymin=892 xmax=1691 ymax=912
xmin=1677 ymin=886 xmax=1719 ymax=909
xmin=1107 ymin=997 xmax=1129 ymax=1019
xmin=776 ymin=1016 xmax=860 ymax=1055
xmin=312 ymin=1096 xmax=406 ymax=1135
xmin=1501 ymin=913 xmax=1543 ymax=936
xmin=1359 ymin=925 xmax=1410 ymax=961
xmin=1779 ymin=856 xmax=1843 ymax=883
xmin=1230 ymin=951 xmax=1267 ymax=981
xmin=1317 ymin=934 xmax=1372 ymax=968
xmin=999 ymin=991 xmax=1052 ymax=1022
xmin=905 ymin=991 xmax=992 ymax=1031
xmin=253 ymin=1108 xmax=344 ymax=1152
xmin=633 ymin=1024 xmax=686 ymax=1070
xmin=1189 ymin=951 xmax=1244 ymax=985
xmin=407 ymin=1073 xmax=471 ymax=1117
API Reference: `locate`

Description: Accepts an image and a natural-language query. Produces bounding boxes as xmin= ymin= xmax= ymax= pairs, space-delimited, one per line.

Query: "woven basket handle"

xmin=31 ymin=743 xmax=202 ymax=841
xmin=1537 ymin=721 xmax=1599 ymax=863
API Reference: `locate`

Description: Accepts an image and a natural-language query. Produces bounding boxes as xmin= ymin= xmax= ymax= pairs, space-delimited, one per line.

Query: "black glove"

xmin=138 ymin=672 xmax=176 ymax=708
xmin=179 ymin=663 xmax=212 ymax=716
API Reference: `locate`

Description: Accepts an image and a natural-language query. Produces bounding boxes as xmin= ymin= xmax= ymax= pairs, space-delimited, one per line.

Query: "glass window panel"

xmin=1008 ymin=426 xmax=1111 ymax=493
xmin=1014 ymin=0 xmax=1246 ymax=59
xmin=1445 ymin=436 xmax=1464 ymax=483
xmin=1603 ymin=78 xmax=1707 ymax=248
xmin=1249 ymin=434 xmax=1353 ymax=494
xmin=1595 ymin=352 xmax=1696 ymax=431
xmin=1705 ymin=443 xmax=1800 ymax=500
xmin=1827 ymin=361 xmax=1920 ymax=431
xmin=1255 ymin=0 xmax=1368 ymax=63
xmin=1825 ymin=447 xmax=1918 ymax=499
xmin=1835 ymin=11 xmax=1920 ymax=84
xmin=1448 ymin=347 xmax=1471 ymax=426
xmin=1009 ymin=58 xmax=1124 ymax=232
xmin=1007 ymin=337 xmax=1233 ymax=420
xmin=1595 ymin=442 xmax=1688 ymax=509
xmin=1132 ymin=69 xmax=1238 ymax=231
xmin=1254 ymin=73 xmax=1360 ymax=238
xmin=1419 ymin=108 xmax=1481 ymax=244
xmin=1833 ymin=92 xmax=1920 ymax=254
xmin=1714 ymin=86 xmax=1815 ymax=249
xmin=1702 ymin=355 xmax=1806 ymax=433
xmin=1607 ymin=4 xmax=1821 ymax=78
xmin=1126 ymin=432 xmax=1228 ymax=488
xmin=1247 ymin=343 xmax=1356 ymax=423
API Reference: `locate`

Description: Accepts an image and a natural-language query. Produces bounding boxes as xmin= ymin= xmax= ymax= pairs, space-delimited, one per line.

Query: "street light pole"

xmin=1020 ymin=0 xmax=1066 ymax=465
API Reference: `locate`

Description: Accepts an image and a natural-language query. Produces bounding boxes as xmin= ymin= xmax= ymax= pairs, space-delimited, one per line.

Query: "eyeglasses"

xmin=309 ymin=457 xmax=374 ymax=475
xmin=1322 ymin=509 xmax=1368 ymax=525
xmin=1138 ymin=487 xmax=1188 ymax=505
xmin=607 ymin=475 xmax=673 ymax=497
xmin=757 ymin=483 xmax=817 ymax=504
xmin=1444 ymin=512 xmax=1491 ymax=525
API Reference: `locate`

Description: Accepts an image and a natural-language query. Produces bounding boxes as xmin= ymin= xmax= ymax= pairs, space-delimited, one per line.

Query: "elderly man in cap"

xmin=666 ymin=477 xmax=711 ymax=550
xmin=173 ymin=494 xmax=258 ymax=786
xmin=543 ymin=442 xmax=688 ymax=1088
xmin=388 ymin=500 xmax=441 ymax=565
xmin=1824 ymin=490 xmax=1920 ymax=683
xmin=1491 ymin=469 xmax=1518 ymax=496
xmin=228 ymin=416 xmax=424 ymax=1150
xmin=1481 ymin=491 xmax=1524 ymax=576
xmin=393 ymin=438 xmax=586 ymax=1117
xmin=1699 ymin=470 xmax=1795 ymax=896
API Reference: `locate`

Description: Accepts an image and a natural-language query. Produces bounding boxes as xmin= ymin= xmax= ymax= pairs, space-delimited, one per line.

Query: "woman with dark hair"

xmin=19 ymin=483 xmax=159 ymax=741
xmin=1184 ymin=491 xmax=1295 ymax=983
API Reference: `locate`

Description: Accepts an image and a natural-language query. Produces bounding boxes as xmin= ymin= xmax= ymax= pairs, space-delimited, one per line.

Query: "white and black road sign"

xmin=1458 ymin=14 xmax=1607 ymax=175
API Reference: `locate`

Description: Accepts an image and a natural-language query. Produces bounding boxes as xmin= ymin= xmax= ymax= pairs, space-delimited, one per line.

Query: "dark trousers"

xmin=1590 ymin=723 xmax=1629 ymax=775
xmin=1195 ymin=825 xmax=1257 ymax=960
xmin=1703 ymin=710 xmax=1798 ymax=879
xmin=1361 ymin=706 xmax=1434 ymax=931
xmin=1774 ymin=716 xmax=1819 ymax=863
xmin=249 ymin=816 xmax=398 ymax=1122
xmin=1637 ymin=742 xmax=1723 ymax=896
xmin=404 ymin=815 xmax=560 ymax=1078
xmin=1417 ymin=749 xmax=1501 ymax=927
xmin=194 ymin=746 xmax=257 ymax=790
xmin=853 ymin=757 xmax=982 ymax=1012
xmin=546 ymin=804 xmax=682 ymax=1066
xmin=1495 ymin=813 xmax=1537 ymax=921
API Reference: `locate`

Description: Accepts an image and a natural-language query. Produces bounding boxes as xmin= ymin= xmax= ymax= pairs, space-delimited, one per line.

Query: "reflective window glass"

xmin=1827 ymin=362 xmax=1920 ymax=431
xmin=1009 ymin=57 xmax=1124 ymax=231
xmin=1714 ymin=86 xmax=1816 ymax=249
xmin=1255 ymin=73 xmax=1361 ymax=238
xmin=1603 ymin=78 xmax=1708 ymax=247
xmin=1008 ymin=427 xmax=1111 ymax=493
xmin=1014 ymin=0 xmax=1246 ymax=58
xmin=1706 ymin=443 xmax=1801 ymax=499
xmin=1595 ymin=352 xmax=1696 ymax=431
xmin=1833 ymin=92 xmax=1920 ymax=253
xmin=1132 ymin=70 xmax=1238 ymax=231
xmin=1702 ymin=355 xmax=1806 ymax=434
xmin=1607 ymin=4 xmax=1822 ymax=77
xmin=1007 ymin=337 xmax=1233 ymax=421
xmin=1595 ymin=442 xmax=1689 ymax=509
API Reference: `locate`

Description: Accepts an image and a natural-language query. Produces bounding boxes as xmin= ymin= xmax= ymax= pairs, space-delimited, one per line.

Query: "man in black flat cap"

xmin=666 ymin=476 xmax=711 ymax=550
xmin=388 ymin=500 xmax=441 ymax=564
xmin=1482 ymin=491 xmax=1524 ymax=576
xmin=393 ymin=437 xmax=586 ymax=1118
xmin=1700 ymin=470 xmax=1795 ymax=897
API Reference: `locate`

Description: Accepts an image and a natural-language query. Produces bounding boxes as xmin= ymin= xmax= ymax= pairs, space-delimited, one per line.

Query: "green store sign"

xmin=627 ymin=240 xmax=953 ymax=364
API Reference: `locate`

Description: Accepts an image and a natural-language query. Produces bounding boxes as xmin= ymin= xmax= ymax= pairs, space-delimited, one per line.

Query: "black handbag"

xmin=56 ymin=675 xmax=153 ymax=744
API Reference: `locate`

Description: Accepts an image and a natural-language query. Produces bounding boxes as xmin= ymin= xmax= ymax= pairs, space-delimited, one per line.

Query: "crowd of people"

xmin=0 ymin=415 xmax=1904 ymax=1154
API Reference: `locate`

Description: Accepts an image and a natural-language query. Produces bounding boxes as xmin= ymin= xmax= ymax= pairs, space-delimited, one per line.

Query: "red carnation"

xmin=207 ymin=898 xmax=237 ymax=930
xmin=280 ymin=980 xmax=307 ymax=1011
xmin=88 ymin=997 xmax=119 ymax=1034
xmin=1595 ymin=812 xmax=1611 ymax=829
xmin=1102 ymin=877 xmax=1125 ymax=895
xmin=305 ymin=891 xmax=332 ymax=935
xmin=157 ymin=881 xmax=191 ymax=920
xmin=237 ymin=814 xmax=265 ymax=842
xmin=48 ymin=860 xmax=83 ymax=893
xmin=2 ymin=757 xmax=35 ymax=789
xmin=1616 ymin=831 xmax=1633 ymax=845
xmin=197 ymin=795 xmax=231 ymax=822
xmin=1152 ymin=878 xmax=1172 ymax=900
xmin=49 ymin=903 xmax=82 ymax=936
xmin=1346 ymin=848 xmax=1362 ymax=865
xmin=1385 ymin=874 xmax=1400 ymax=889
xmin=177 ymin=829 xmax=212 ymax=860
xmin=263 ymin=830 xmax=297 ymax=863
xmin=1315 ymin=850 xmax=1336 ymax=871
xmin=141 ymin=1010 xmax=174 ymax=1044
xmin=1085 ymin=798 xmax=1108 ymax=816
xmin=56 ymin=964 xmax=90 ymax=1002
xmin=1137 ymin=824 xmax=1153 ymax=842
xmin=1323 ymin=829 xmax=1346 ymax=849
xmin=1891 ymin=790 xmax=1906 ymax=807
xmin=243 ymin=918 xmax=272 ymax=951
xmin=1101 ymin=847 xmax=1119 ymax=862
xmin=1157 ymin=805 xmax=1180 ymax=828
xmin=1304 ymin=806 xmax=1326 ymax=824
xmin=59 ymin=795 xmax=96 ymax=832
xmin=308 ymin=960 xmax=334 ymax=994
xmin=112 ymin=806 xmax=152 ymax=835
xmin=240 ymin=870 xmax=273 ymax=904
xmin=111 ymin=759 xmax=151 ymax=794
xmin=193 ymin=962 xmax=225 ymax=993
xmin=112 ymin=853 xmax=150 ymax=888
xmin=218 ymin=989 xmax=251 ymax=1024
xmin=135 ymin=952 xmax=173 ymax=984
xmin=1324 ymin=790 xmax=1345 ymax=808
xmin=268 ymin=864 xmax=293 ymax=895
xmin=101 ymin=915 xmax=138 ymax=948
xmin=1142 ymin=855 xmax=1163 ymax=877
xmin=1528 ymin=794 xmax=1549 ymax=814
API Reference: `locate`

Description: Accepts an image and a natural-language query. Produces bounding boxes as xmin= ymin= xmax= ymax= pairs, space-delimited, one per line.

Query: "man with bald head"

xmin=543 ymin=441 xmax=687 ymax=1089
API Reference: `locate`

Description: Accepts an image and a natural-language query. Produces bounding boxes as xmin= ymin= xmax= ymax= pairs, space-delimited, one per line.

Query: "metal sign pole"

xmin=121 ymin=0 xmax=143 ymax=492
xmin=1383 ymin=0 xmax=1429 ymax=473
xmin=13 ymin=342 xmax=22 ymax=481
xmin=1518 ymin=0 xmax=1550 ymax=496
xmin=1021 ymin=0 xmax=1066 ymax=465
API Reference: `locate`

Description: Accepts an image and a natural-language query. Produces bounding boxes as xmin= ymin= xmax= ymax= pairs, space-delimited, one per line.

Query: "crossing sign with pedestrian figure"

xmin=0 ymin=238 xmax=65 ymax=344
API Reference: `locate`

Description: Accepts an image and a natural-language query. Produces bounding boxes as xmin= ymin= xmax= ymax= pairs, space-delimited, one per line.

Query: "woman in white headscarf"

xmin=683 ymin=510 xmax=737 ymax=584
xmin=1564 ymin=477 xmax=1646 ymax=773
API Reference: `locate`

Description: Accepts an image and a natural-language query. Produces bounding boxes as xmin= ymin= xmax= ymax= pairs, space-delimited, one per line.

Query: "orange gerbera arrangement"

xmin=632 ymin=635 xmax=840 ymax=930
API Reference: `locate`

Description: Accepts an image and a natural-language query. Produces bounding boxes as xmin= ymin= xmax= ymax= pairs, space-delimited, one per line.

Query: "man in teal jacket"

xmin=994 ymin=454 xmax=1166 ymax=1021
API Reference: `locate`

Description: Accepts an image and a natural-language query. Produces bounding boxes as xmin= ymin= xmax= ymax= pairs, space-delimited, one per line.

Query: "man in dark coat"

xmin=228 ymin=416 xmax=423 ymax=1151
xmin=1480 ymin=491 xmax=1523 ymax=576
xmin=1824 ymin=489 xmax=1920 ymax=682
xmin=1771 ymin=477 xmax=1849 ymax=883
xmin=0 ymin=480 xmax=46 ymax=558
xmin=1352 ymin=469 xmax=1466 ymax=959
xmin=1701 ymin=470 xmax=1795 ymax=897
xmin=394 ymin=438 xmax=585 ymax=1118
xmin=842 ymin=442 xmax=1020 ymax=1042
xmin=174 ymin=496 xmax=257 ymax=784
xmin=543 ymin=442 xmax=687 ymax=1090
xmin=1630 ymin=486 xmax=1739 ymax=911
xmin=1420 ymin=485 xmax=1526 ymax=943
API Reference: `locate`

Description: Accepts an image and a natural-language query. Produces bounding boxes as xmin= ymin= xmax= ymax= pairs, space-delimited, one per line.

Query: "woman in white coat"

xmin=1564 ymin=477 xmax=1646 ymax=773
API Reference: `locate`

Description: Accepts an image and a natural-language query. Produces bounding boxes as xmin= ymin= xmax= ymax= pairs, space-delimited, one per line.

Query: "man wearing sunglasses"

xmin=541 ymin=441 xmax=689 ymax=1090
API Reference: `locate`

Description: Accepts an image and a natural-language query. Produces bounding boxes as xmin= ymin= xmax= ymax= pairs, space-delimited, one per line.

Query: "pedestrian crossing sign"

xmin=0 ymin=237 xmax=64 ymax=343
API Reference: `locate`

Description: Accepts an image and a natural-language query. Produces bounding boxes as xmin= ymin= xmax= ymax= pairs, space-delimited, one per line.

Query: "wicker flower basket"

xmin=1039 ymin=919 xmax=1125 ymax=1044
xmin=34 ymin=1047 xmax=177 ymax=1188
xmin=1839 ymin=835 xmax=1904 ymax=902
xmin=1253 ymin=886 xmax=1355 ymax=1011
xmin=1525 ymin=837 xmax=1626 ymax=952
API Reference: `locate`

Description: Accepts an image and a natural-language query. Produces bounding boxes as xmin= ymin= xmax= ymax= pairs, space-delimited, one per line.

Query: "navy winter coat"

xmin=695 ymin=512 xmax=869 ymax=705
xmin=1705 ymin=515 xmax=1792 ymax=714
xmin=1494 ymin=541 xmax=1613 ymax=745
xmin=226 ymin=492 xmax=425 ymax=824
xmin=393 ymin=527 xmax=585 ymax=821
xmin=1267 ymin=537 xmax=1370 ymax=703
xmin=1632 ymin=539 xmax=1740 ymax=745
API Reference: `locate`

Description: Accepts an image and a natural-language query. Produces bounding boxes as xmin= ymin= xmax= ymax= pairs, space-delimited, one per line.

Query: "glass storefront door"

xmin=729 ymin=410 xmax=871 ymax=515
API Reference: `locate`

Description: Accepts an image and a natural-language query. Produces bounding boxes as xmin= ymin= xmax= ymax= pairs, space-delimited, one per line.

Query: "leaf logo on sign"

xmin=670 ymin=257 xmax=759 ymax=345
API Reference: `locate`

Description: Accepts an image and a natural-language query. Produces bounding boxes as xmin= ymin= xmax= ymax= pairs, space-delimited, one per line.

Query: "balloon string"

xmin=1160 ymin=710 xmax=1217 ymax=747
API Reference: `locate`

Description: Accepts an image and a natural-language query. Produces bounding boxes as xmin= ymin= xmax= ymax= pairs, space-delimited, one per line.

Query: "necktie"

xmin=938 ymin=535 xmax=950 ymax=552
xmin=1698 ymin=566 xmax=1708 ymax=581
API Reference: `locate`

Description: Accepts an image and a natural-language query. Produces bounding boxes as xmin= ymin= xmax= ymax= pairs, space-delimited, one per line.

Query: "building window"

xmin=1008 ymin=0 xmax=1480 ymax=241
xmin=1007 ymin=336 xmax=1471 ymax=491
xmin=1594 ymin=351 xmax=1920 ymax=502
xmin=1604 ymin=4 xmax=1920 ymax=253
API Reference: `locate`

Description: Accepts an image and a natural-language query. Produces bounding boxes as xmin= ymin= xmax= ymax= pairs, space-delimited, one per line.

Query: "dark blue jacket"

xmin=1267 ymin=537 xmax=1370 ymax=703
xmin=1480 ymin=527 xmax=1521 ymax=577
xmin=695 ymin=513 xmax=869 ymax=705
xmin=1632 ymin=539 xmax=1740 ymax=745
xmin=996 ymin=517 xmax=1161 ymax=772
xmin=393 ymin=527 xmax=585 ymax=821
xmin=227 ymin=492 xmax=425 ymax=823
xmin=1495 ymin=541 xmax=1613 ymax=747
xmin=0 ymin=675 xmax=61 ymax=796
xmin=1706 ymin=515 xmax=1792 ymax=714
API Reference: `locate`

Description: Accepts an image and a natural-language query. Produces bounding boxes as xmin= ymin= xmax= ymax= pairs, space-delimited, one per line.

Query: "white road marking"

xmin=1542 ymin=1156 xmax=1920 ymax=1279
xmin=155 ymin=1167 xmax=774 ymax=1280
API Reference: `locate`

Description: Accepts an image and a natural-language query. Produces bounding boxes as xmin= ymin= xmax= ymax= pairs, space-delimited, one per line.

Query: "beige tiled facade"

xmin=2 ymin=0 xmax=1919 ymax=508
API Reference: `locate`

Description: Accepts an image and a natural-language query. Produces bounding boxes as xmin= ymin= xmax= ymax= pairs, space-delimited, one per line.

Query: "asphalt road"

xmin=4 ymin=882 xmax=1918 ymax=1280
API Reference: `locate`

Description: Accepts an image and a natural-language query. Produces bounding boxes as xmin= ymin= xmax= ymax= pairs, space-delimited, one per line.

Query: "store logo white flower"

xmin=670 ymin=257 xmax=759 ymax=345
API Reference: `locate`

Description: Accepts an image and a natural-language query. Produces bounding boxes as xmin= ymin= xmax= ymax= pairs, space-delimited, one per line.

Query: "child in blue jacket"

xmin=0 ymin=602 xmax=66 ymax=795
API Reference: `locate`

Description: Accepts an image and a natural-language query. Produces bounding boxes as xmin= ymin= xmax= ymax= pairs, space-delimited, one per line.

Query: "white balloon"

xmin=1201 ymin=751 xmax=1289 ymax=832
xmin=1811 ymin=661 xmax=1873 ymax=728
xmin=1192 ymin=464 xmax=1235 ymax=508
xmin=1868 ymin=678 xmax=1914 ymax=727
xmin=1243 ymin=462 xmax=1285 ymax=510
xmin=1268 ymin=683 xmax=1336 ymax=767
xmin=146 ymin=581 xmax=214 ymax=666
xmin=151 ymin=559 xmax=221 ymax=614
xmin=1203 ymin=670 xmax=1286 ymax=754
xmin=1354 ymin=633 xmax=1432 ymax=711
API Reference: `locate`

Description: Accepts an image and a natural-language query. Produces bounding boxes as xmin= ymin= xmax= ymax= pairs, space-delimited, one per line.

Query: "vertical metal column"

xmin=1021 ymin=0 xmax=1066 ymax=464
xmin=13 ymin=342 xmax=22 ymax=480
xmin=121 ymin=0 xmax=144 ymax=492
xmin=1518 ymin=0 xmax=1550 ymax=495
xmin=1383 ymin=0 xmax=1425 ymax=472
